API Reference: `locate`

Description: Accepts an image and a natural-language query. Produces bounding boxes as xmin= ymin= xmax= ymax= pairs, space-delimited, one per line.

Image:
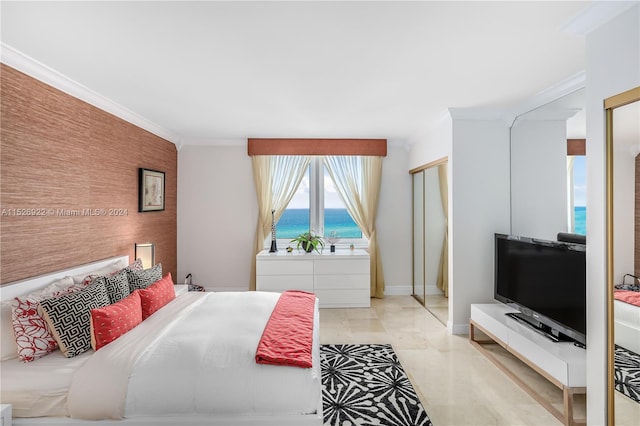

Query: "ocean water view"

xmin=277 ymin=207 xmax=586 ymax=240
xmin=277 ymin=208 xmax=362 ymax=239
xmin=574 ymin=206 xmax=586 ymax=236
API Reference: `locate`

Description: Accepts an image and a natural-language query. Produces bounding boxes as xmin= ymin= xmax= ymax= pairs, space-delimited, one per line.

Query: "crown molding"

xmin=448 ymin=108 xmax=512 ymax=126
xmin=513 ymin=108 xmax=582 ymax=122
xmin=387 ymin=138 xmax=411 ymax=152
xmin=507 ymin=71 xmax=586 ymax=121
xmin=174 ymin=137 xmax=185 ymax=151
xmin=562 ymin=1 xmax=638 ymax=35
xmin=180 ymin=138 xmax=247 ymax=147
xmin=434 ymin=71 xmax=586 ymax=130
xmin=1 ymin=43 xmax=180 ymax=145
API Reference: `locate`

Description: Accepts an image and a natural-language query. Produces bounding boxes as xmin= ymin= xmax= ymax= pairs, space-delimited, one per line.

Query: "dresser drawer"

xmin=314 ymin=259 xmax=369 ymax=275
xmin=316 ymin=289 xmax=370 ymax=308
xmin=256 ymin=275 xmax=314 ymax=292
xmin=256 ymin=260 xmax=314 ymax=276
xmin=314 ymin=274 xmax=369 ymax=290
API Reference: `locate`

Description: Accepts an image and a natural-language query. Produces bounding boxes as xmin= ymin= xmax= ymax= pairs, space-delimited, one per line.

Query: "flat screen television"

xmin=494 ymin=233 xmax=586 ymax=346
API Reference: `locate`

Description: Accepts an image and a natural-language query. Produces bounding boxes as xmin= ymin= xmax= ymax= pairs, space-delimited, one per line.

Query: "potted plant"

xmin=291 ymin=230 xmax=325 ymax=253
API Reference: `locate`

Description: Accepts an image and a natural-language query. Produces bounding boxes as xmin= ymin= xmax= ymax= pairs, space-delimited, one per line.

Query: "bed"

xmin=614 ymin=291 xmax=640 ymax=356
xmin=0 ymin=256 xmax=323 ymax=425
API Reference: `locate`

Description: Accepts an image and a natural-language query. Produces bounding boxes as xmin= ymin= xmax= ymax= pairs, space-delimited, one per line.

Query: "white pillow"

xmin=70 ymin=259 xmax=127 ymax=284
xmin=1 ymin=300 xmax=17 ymax=360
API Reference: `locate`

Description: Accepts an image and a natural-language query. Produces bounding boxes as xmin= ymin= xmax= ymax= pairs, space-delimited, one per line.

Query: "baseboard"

xmin=448 ymin=321 xmax=469 ymax=335
xmin=383 ymin=285 xmax=412 ymax=296
xmin=425 ymin=284 xmax=444 ymax=296
xmin=383 ymin=285 xmax=443 ymax=297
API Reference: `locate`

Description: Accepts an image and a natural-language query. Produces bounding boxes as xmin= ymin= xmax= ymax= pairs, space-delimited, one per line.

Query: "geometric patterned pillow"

xmin=128 ymin=258 xmax=144 ymax=272
xmin=127 ymin=263 xmax=162 ymax=292
xmin=11 ymin=276 xmax=86 ymax=362
xmin=90 ymin=290 xmax=142 ymax=351
xmin=38 ymin=279 xmax=110 ymax=358
xmin=138 ymin=273 xmax=176 ymax=319
xmin=102 ymin=269 xmax=131 ymax=304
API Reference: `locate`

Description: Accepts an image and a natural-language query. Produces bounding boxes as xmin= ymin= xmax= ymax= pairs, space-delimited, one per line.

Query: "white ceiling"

xmin=0 ymin=1 xmax=623 ymax=146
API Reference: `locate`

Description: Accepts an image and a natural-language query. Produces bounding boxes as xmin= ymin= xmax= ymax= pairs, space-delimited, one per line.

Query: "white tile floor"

xmin=318 ymin=296 xmax=600 ymax=425
xmin=424 ymin=294 xmax=448 ymax=326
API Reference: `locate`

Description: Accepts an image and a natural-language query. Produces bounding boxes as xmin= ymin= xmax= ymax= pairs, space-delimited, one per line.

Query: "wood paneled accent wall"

xmin=0 ymin=64 xmax=177 ymax=285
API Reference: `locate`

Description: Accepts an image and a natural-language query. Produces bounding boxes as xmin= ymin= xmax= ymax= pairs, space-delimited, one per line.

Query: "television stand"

xmin=505 ymin=312 xmax=573 ymax=343
xmin=470 ymin=304 xmax=586 ymax=426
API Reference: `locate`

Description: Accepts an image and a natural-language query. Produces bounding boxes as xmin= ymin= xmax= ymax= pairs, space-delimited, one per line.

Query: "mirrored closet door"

xmin=605 ymin=86 xmax=640 ymax=425
xmin=411 ymin=158 xmax=448 ymax=324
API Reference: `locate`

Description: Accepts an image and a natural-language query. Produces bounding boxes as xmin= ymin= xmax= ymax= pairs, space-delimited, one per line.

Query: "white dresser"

xmin=256 ymin=249 xmax=370 ymax=308
xmin=1 ymin=404 xmax=11 ymax=426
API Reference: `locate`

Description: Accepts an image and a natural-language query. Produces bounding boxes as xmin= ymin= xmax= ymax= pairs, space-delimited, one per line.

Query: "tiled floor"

xmin=424 ymin=293 xmax=448 ymax=326
xmin=319 ymin=296 xmax=590 ymax=425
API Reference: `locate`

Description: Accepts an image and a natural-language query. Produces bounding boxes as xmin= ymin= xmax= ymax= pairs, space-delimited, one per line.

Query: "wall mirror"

xmin=411 ymin=158 xmax=448 ymax=325
xmin=510 ymin=87 xmax=586 ymax=241
xmin=605 ymin=86 xmax=640 ymax=425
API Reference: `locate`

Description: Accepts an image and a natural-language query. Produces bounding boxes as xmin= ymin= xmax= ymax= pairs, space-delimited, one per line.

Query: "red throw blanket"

xmin=255 ymin=290 xmax=316 ymax=368
xmin=615 ymin=290 xmax=640 ymax=307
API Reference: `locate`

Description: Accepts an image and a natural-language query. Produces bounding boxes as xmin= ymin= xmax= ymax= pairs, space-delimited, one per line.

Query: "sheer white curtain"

xmin=250 ymin=155 xmax=311 ymax=290
xmin=324 ymin=155 xmax=385 ymax=298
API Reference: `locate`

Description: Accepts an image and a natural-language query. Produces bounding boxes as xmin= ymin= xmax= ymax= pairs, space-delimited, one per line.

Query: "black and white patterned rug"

xmin=321 ymin=344 xmax=433 ymax=426
xmin=615 ymin=344 xmax=640 ymax=403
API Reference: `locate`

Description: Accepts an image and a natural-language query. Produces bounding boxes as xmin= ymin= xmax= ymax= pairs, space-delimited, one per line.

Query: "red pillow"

xmin=90 ymin=291 xmax=142 ymax=351
xmin=138 ymin=273 xmax=176 ymax=320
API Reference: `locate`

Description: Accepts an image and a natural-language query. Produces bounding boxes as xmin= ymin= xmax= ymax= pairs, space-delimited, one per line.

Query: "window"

xmin=277 ymin=167 xmax=310 ymax=239
xmin=568 ymin=155 xmax=586 ymax=235
xmin=323 ymin=165 xmax=362 ymax=239
xmin=277 ymin=157 xmax=363 ymax=244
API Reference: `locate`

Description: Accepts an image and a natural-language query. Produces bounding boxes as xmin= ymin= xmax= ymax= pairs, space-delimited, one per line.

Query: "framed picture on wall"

xmin=139 ymin=168 xmax=165 ymax=212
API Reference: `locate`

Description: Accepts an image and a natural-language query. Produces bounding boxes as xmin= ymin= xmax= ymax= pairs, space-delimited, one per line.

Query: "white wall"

xmin=377 ymin=145 xmax=413 ymax=294
xmin=449 ymin=119 xmax=511 ymax=333
xmin=177 ymin=145 xmax=257 ymax=290
xmin=409 ymin=113 xmax=511 ymax=334
xmin=585 ymin=4 xmax=640 ymax=424
xmin=510 ymin=119 xmax=569 ymax=240
xmin=177 ymin=143 xmax=412 ymax=294
xmin=409 ymin=115 xmax=452 ymax=170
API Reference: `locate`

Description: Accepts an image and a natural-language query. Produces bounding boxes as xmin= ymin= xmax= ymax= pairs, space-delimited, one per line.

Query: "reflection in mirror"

xmin=411 ymin=159 xmax=448 ymax=325
xmin=510 ymin=88 xmax=586 ymax=240
xmin=413 ymin=171 xmax=425 ymax=305
xmin=609 ymin=93 xmax=640 ymax=424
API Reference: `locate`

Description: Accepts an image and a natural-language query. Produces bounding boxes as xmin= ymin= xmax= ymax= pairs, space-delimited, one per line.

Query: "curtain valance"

xmin=567 ymin=138 xmax=586 ymax=156
xmin=247 ymin=139 xmax=387 ymax=157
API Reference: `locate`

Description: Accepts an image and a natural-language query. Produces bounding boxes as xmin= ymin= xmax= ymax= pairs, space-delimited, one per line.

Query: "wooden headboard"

xmin=0 ymin=64 xmax=177 ymax=285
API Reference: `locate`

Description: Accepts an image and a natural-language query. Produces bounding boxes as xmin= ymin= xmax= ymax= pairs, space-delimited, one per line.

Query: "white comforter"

xmin=67 ymin=291 xmax=321 ymax=420
xmin=615 ymin=298 xmax=640 ymax=355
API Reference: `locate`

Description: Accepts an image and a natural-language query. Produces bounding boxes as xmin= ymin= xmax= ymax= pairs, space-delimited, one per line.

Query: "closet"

xmin=411 ymin=158 xmax=448 ymax=320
